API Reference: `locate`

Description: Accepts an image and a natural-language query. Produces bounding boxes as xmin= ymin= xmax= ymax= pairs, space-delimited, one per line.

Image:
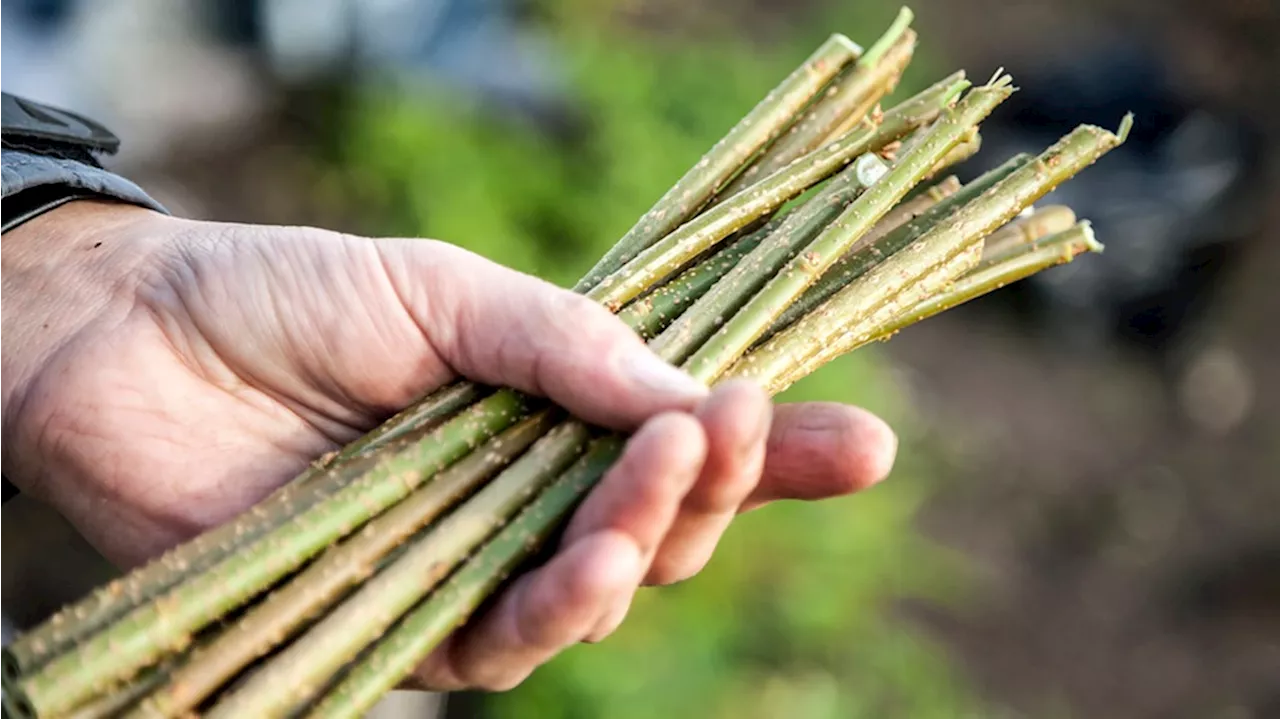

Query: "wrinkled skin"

xmin=1 ymin=200 xmax=896 ymax=690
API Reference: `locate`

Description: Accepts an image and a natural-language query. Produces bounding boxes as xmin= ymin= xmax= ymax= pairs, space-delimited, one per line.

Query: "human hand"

xmin=1 ymin=200 xmax=896 ymax=690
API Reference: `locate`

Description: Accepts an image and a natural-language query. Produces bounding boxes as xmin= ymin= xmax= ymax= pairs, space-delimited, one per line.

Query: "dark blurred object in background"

xmin=1 ymin=0 xmax=568 ymax=170
xmin=894 ymin=2 xmax=1280 ymax=717
xmin=207 ymin=0 xmax=564 ymax=114
xmin=960 ymin=41 xmax=1268 ymax=373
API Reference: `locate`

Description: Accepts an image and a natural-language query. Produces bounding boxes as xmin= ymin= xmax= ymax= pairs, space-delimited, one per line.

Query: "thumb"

xmin=376 ymin=238 xmax=708 ymax=429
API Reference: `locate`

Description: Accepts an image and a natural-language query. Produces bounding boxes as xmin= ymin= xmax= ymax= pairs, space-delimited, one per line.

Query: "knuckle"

xmin=532 ymin=299 xmax=644 ymax=409
xmin=545 ymin=286 xmax=594 ymax=316
xmin=550 ymin=290 xmax=631 ymax=347
xmin=648 ymin=410 xmax=705 ymax=444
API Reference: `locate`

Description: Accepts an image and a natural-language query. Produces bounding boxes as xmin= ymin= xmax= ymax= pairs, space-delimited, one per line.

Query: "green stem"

xmin=729 ymin=116 xmax=1132 ymax=387
xmin=775 ymin=221 xmax=1102 ymax=391
xmin=824 ymin=45 xmax=927 ymax=144
xmin=693 ymin=67 xmax=966 ymax=285
xmin=712 ymin=23 xmax=918 ymax=203
xmin=858 ymin=6 xmax=915 ymax=68
xmin=889 ymin=221 xmax=1102 ymax=335
xmin=586 ymin=72 xmax=971 ymax=312
xmin=763 ymin=240 xmax=984 ymax=395
xmin=681 ymin=76 xmax=1015 ymax=383
xmin=622 ymin=68 xmax=969 ymax=340
xmin=60 ymin=665 xmax=168 ymax=719
xmin=650 ymin=154 xmax=887 ymax=365
xmin=9 ymin=389 xmax=536 ymax=719
xmin=758 ymin=152 xmax=1031 ymax=343
xmin=572 ymin=34 xmax=860 ymax=292
xmin=129 ymin=412 xmax=558 ymax=719
xmin=616 ymin=215 xmax=781 ymax=339
xmin=859 ymin=175 xmax=960 ymax=247
xmin=620 ymin=172 xmax=952 ymax=347
xmin=334 ymin=382 xmax=485 ymax=459
xmin=977 ymin=204 xmax=1077 ymax=264
xmin=204 ymin=420 xmax=591 ymax=719
xmin=301 ymin=437 xmax=625 ymax=719
xmin=833 ymin=68 xmax=968 ymax=159
xmin=1 ymin=382 xmax=479 ymax=682
xmin=927 ymin=130 xmax=981 ymax=177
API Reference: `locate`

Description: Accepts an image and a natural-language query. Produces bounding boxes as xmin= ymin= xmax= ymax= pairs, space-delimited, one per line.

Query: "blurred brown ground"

xmin=884 ymin=1 xmax=1280 ymax=717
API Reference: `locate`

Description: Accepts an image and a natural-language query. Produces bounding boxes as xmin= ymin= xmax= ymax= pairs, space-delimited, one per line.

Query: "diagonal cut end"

xmin=829 ymin=32 xmax=864 ymax=56
xmin=941 ymin=76 xmax=973 ymax=106
xmin=1077 ymin=220 xmax=1105 ymax=254
xmin=858 ymin=7 xmax=915 ymax=67
xmin=980 ymin=69 xmax=1017 ymax=94
xmin=1116 ymin=113 xmax=1135 ymax=144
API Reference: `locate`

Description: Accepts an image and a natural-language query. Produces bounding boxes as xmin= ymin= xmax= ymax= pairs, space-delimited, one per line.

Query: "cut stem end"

xmin=859 ymin=7 xmax=915 ymax=68
xmin=1078 ymin=220 xmax=1104 ymax=254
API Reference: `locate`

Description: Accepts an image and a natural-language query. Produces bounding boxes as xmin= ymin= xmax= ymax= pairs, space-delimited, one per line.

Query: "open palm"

xmin=2 ymin=200 xmax=896 ymax=689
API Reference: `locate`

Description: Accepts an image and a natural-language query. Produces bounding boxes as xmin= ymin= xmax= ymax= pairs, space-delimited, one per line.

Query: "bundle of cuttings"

xmin=1 ymin=8 xmax=1128 ymax=718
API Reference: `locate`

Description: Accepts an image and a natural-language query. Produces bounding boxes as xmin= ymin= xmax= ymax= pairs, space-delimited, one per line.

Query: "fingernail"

xmin=619 ymin=349 xmax=708 ymax=402
xmin=874 ymin=423 xmax=899 ymax=483
xmin=716 ymin=379 xmax=771 ymax=452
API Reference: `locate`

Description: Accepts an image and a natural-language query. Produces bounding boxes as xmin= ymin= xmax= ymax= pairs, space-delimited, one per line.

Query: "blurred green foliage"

xmin=333 ymin=1 xmax=990 ymax=716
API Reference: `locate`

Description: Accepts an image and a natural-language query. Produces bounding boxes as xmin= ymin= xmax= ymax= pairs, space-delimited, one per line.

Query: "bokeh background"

xmin=3 ymin=1 xmax=1278 ymax=717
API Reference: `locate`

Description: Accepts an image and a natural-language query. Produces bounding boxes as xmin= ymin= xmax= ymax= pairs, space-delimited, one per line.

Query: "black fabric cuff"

xmin=2 ymin=148 xmax=168 ymax=232
xmin=2 ymin=94 xmax=170 ymax=502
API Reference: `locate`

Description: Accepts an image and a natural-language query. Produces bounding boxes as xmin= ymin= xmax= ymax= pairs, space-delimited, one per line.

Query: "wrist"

xmin=1 ymin=199 xmax=170 ymax=489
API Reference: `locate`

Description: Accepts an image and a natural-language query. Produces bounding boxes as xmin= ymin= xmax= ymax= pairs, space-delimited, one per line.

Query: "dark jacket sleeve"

xmin=0 ymin=144 xmax=167 ymax=209
xmin=2 ymin=93 xmax=168 ymax=501
xmin=1 ymin=148 xmax=169 ymax=227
